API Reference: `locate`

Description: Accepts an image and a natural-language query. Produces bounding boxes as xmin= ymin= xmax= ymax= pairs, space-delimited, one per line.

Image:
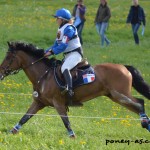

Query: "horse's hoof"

xmin=70 ymin=134 xmax=76 ymax=139
xmin=141 ymin=119 xmax=150 ymax=132
xmin=10 ymin=128 xmax=18 ymax=134
xmin=68 ymin=130 xmax=75 ymax=138
xmin=141 ymin=120 xmax=149 ymax=128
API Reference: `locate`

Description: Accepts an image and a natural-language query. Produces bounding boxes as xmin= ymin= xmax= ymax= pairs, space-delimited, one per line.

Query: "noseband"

xmin=0 ymin=51 xmax=21 ymax=78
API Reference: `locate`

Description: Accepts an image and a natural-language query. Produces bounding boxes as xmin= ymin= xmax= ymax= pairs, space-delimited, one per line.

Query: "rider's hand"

xmin=44 ymin=50 xmax=52 ymax=57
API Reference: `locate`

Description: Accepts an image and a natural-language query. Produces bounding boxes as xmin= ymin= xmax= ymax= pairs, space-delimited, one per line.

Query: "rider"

xmin=44 ymin=8 xmax=83 ymax=104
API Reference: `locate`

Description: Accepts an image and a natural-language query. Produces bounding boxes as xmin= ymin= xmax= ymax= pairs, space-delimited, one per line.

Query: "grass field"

xmin=0 ymin=0 xmax=150 ymax=150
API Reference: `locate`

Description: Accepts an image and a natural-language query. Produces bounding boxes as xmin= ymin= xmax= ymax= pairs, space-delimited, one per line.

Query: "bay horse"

xmin=0 ymin=41 xmax=150 ymax=137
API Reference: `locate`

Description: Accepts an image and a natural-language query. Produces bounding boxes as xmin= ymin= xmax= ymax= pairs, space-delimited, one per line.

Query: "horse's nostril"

xmin=0 ymin=73 xmax=4 ymax=80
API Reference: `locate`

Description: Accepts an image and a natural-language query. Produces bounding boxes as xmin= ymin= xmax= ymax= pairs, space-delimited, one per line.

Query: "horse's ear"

xmin=7 ymin=41 xmax=11 ymax=47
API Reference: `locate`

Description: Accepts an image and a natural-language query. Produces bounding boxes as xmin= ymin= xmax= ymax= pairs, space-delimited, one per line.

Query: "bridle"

xmin=0 ymin=50 xmax=45 ymax=80
xmin=0 ymin=51 xmax=20 ymax=79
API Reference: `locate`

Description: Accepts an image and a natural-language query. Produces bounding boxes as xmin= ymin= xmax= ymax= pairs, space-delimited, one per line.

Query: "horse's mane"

xmin=8 ymin=41 xmax=57 ymax=67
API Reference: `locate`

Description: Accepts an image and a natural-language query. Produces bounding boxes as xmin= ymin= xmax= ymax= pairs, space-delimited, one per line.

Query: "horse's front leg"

xmin=10 ymin=100 xmax=45 ymax=134
xmin=54 ymin=103 xmax=75 ymax=138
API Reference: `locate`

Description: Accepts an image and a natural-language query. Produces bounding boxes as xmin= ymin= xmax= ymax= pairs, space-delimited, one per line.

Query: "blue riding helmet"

xmin=53 ymin=8 xmax=72 ymax=21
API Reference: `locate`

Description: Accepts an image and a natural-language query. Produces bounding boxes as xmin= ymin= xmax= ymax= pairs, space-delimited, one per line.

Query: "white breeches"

xmin=61 ymin=52 xmax=82 ymax=73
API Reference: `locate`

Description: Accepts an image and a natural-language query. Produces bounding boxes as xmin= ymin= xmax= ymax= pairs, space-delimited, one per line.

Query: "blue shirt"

xmin=46 ymin=25 xmax=76 ymax=55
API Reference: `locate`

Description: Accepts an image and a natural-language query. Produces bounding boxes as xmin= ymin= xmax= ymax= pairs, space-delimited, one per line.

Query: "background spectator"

xmin=126 ymin=0 xmax=146 ymax=45
xmin=72 ymin=0 xmax=86 ymax=45
xmin=94 ymin=0 xmax=111 ymax=47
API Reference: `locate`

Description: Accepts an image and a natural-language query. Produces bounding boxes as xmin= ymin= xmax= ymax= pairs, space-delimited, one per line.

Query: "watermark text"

xmin=106 ymin=139 xmax=150 ymax=145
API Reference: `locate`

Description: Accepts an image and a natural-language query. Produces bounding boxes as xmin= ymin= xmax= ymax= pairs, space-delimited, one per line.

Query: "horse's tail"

xmin=124 ymin=65 xmax=150 ymax=100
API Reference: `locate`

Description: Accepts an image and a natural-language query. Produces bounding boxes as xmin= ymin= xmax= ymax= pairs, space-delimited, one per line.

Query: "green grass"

xmin=0 ymin=0 xmax=150 ymax=149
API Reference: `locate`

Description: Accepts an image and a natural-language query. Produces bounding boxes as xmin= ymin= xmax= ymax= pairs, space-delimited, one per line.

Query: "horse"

xmin=0 ymin=41 xmax=150 ymax=138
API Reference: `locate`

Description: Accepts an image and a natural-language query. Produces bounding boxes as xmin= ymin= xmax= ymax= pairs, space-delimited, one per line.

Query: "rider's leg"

xmin=63 ymin=69 xmax=74 ymax=98
xmin=61 ymin=52 xmax=82 ymax=105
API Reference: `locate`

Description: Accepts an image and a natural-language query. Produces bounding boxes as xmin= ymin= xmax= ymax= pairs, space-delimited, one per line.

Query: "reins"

xmin=22 ymin=56 xmax=45 ymax=70
xmin=24 ymin=56 xmax=53 ymax=84
xmin=31 ymin=56 xmax=45 ymax=65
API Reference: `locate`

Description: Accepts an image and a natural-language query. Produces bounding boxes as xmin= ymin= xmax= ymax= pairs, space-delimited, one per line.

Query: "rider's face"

xmin=56 ymin=18 xmax=63 ymax=26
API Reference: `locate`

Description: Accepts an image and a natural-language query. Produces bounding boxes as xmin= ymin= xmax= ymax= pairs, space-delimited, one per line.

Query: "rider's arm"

xmin=51 ymin=26 xmax=76 ymax=55
xmin=45 ymin=40 xmax=58 ymax=53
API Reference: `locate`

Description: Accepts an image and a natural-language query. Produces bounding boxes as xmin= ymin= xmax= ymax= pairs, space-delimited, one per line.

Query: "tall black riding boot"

xmin=63 ymin=69 xmax=74 ymax=105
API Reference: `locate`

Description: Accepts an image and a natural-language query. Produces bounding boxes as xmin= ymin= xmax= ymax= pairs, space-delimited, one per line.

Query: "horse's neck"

xmin=22 ymin=57 xmax=49 ymax=85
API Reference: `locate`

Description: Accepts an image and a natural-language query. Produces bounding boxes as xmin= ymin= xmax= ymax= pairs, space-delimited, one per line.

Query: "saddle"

xmin=54 ymin=59 xmax=95 ymax=90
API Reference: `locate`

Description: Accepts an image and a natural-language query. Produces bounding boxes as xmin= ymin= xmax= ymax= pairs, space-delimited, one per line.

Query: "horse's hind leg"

xmin=10 ymin=100 xmax=45 ymax=134
xmin=110 ymin=90 xmax=150 ymax=132
xmin=110 ymin=90 xmax=144 ymax=113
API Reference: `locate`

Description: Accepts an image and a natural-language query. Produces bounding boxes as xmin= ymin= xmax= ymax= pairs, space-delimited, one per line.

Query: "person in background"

xmin=72 ymin=0 xmax=86 ymax=45
xmin=126 ymin=0 xmax=146 ymax=45
xmin=44 ymin=8 xmax=83 ymax=105
xmin=94 ymin=0 xmax=111 ymax=47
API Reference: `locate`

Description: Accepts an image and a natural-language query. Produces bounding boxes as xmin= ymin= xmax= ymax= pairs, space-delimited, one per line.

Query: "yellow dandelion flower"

xmin=101 ymin=118 xmax=105 ymax=122
xmin=1 ymin=101 xmax=5 ymax=105
xmin=59 ymin=139 xmax=64 ymax=145
xmin=19 ymin=132 xmax=22 ymax=135
xmin=80 ymin=141 xmax=86 ymax=145
xmin=113 ymin=112 xmax=117 ymax=116
xmin=121 ymin=120 xmax=128 ymax=124
xmin=0 ymin=94 xmax=4 ymax=98
xmin=96 ymin=122 xmax=100 ymax=125
xmin=11 ymin=104 xmax=15 ymax=107
xmin=126 ymin=123 xmax=131 ymax=126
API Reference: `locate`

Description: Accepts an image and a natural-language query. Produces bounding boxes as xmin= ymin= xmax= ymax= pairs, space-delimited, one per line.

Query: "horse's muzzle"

xmin=0 ymin=73 xmax=4 ymax=80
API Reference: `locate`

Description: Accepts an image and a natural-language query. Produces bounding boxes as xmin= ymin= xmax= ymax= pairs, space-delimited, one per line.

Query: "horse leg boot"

xmin=10 ymin=100 xmax=44 ymax=134
xmin=63 ymin=69 xmax=74 ymax=105
xmin=140 ymin=112 xmax=150 ymax=131
xmin=136 ymin=98 xmax=150 ymax=132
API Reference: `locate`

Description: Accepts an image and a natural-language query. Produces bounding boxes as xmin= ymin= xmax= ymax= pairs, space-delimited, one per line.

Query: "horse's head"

xmin=0 ymin=42 xmax=21 ymax=80
xmin=0 ymin=41 xmax=60 ymax=80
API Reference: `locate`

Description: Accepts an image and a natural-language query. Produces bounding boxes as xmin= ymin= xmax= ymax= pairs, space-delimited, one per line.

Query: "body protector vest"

xmin=56 ymin=23 xmax=81 ymax=53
